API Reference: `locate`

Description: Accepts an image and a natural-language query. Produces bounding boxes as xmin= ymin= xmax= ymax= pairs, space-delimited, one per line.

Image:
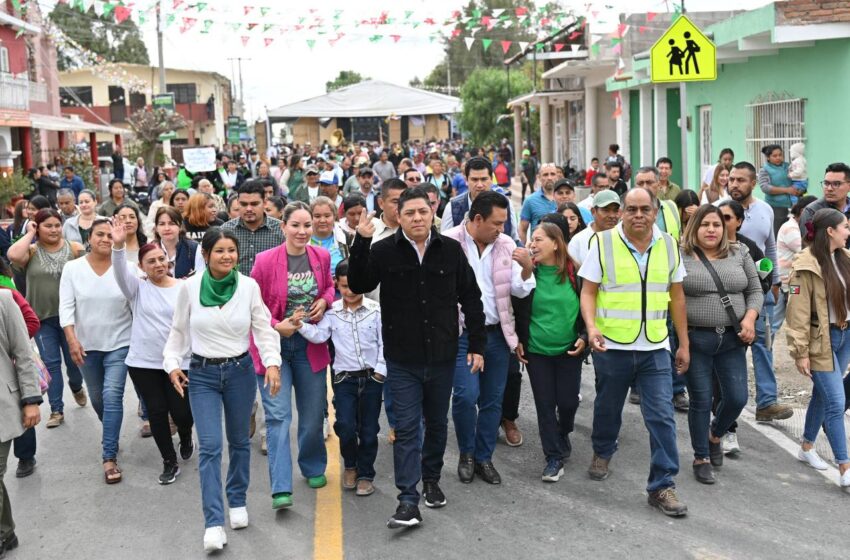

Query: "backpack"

xmin=494 ymin=162 xmax=510 ymax=185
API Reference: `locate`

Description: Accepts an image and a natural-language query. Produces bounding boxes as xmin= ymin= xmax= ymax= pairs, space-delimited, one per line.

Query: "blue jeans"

xmin=35 ymin=316 xmax=83 ymax=414
xmin=772 ymin=289 xmax=787 ymax=332
xmin=685 ymin=329 xmax=749 ymax=459
xmin=751 ymin=292 xmax=779 ymax=409
xmin=668 ymin=319 xmax=687 ymax=395
xmin=591 ymin=349 xmax=680 ymax=492
xmin=387 ymin=359 xmax=454 ymax=505
xmin=803 ymin=326 xmax=850 ymax=464
xmin=188 ymin=354 xmax=256 ymax=528
xmin=332 ymin=374 xmax=383 ymax=480
xmin=13 ymin=428 xmax=35 ymax=461
xmin=79 ymin=347 xmax=129 ymax=461
xmin=259 ymin=333 xmax=326 ymax=494
xmin=452 ymin=330 xmax=510 ymax=463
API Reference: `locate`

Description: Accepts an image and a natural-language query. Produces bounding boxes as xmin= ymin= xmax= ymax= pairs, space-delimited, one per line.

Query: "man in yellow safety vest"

xmin=578 ymin=187 xmax=690 ymax=518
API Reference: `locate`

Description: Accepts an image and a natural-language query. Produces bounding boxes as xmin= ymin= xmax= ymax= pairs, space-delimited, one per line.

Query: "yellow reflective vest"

xmin=659 ymin=199 xmax=681 ymax=241
xmin=595 ymin=227 xmax=680 ymax=344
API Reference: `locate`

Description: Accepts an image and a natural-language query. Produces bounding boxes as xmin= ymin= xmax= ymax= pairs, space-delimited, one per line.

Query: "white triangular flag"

xmin=518 ymin=41 xmax=529 ymax=52
xmin=492 ymin=8 xmax=505 ymax=18
xmin=503 ymin=20 xmax=513 ymax=29
xmin=464 ymin=37 xmax=475 ymax=51
xmin=570 ymin=44 xmax=580 ymax=52
xmin=470 ymin=26 xmax=481 ymax=36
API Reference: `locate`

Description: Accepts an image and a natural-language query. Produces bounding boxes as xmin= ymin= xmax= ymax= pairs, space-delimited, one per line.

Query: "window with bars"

xmin=167 ymin=83 xmax=197 ymax=104
xmin=745 ymin=95 xmax=805 ymax=165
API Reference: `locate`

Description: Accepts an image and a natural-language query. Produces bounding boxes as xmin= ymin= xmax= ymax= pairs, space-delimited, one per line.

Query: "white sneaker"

xmin=229 ymin=506 xmax=249 ymax=530
xmin=840 ymin=469 xmax=850 ymax=487
xmin=323 ymin=417 xmax=330 ymax=440
xmin=203 ymin=526 xmax=227 ymax=552
xmin=798 ymin=448 xmax=829 ymax=471
xmin=722 ymin=433 xmax=740 ymax=456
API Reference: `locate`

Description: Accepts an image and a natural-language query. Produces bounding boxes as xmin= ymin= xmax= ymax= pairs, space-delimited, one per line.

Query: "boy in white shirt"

xmin=294 ymin=259 xmax=386 ymax=496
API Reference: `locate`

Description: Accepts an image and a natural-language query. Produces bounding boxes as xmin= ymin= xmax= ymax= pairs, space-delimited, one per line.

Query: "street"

xmin=6 ymin=366 xmax=848 ymax=560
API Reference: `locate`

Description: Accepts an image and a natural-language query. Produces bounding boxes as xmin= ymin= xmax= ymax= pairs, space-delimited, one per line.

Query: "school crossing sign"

xmin=650 ymin=15 xmax=716 ymax=83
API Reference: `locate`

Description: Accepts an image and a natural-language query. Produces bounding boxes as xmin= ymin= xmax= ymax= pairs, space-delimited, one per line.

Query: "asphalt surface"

xmin=5 ymin=363 xmax=849 ymax=560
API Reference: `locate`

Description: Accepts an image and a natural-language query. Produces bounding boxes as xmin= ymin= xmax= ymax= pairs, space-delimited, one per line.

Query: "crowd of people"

xmin=2 ymin=136 xmax=850 ymax=555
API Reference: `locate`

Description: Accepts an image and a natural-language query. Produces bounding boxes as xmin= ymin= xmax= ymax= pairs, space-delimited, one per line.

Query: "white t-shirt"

xmin=578 ymin=223 xmax=686 ymax=351
xmin=568 ymin=226 xmax=598 ymax=266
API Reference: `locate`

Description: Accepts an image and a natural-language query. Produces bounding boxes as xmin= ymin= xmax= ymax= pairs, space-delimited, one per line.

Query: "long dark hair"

xmin=112 ymin=203 xmax=148 ymax=246
xmin=557 ymin=202 xmax=587 ymax=235
xmin=810 ymin=208 xmax=850 ymax=328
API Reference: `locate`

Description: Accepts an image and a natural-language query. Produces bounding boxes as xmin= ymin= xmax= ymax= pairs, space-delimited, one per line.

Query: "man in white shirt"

xmin=568 ymin=190 xmax=621 ymax=266
xmin=578 ymin=173 xmax=611 ymax=211
xmin=444 ymin=191 xmax=535 ymax=486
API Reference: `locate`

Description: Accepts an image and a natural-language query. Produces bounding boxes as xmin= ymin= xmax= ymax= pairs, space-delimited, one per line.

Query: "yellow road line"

xmin=314 ymin=377 xmax=343 ymax=560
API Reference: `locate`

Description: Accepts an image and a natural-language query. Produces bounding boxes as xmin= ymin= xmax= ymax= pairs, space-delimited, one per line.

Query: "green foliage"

xmin=422 ymin=0 xmax=537 ymax=90
xmin=127 ymin=108 xmax=187 ymax=170
xmin=49 ymin=3 xmax=150 ymax=70
xmin=59 ymin=148 xmax=96 ymax=192
xmin=326 ymin=71 xmax=368 ymax=93
xmin=458 ymin=68 xmax=533 ymax=146
xmin=0 ymin=170 xmax=33 ymax=215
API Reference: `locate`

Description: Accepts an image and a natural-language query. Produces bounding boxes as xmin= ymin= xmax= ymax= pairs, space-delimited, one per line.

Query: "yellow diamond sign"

xmin=650 ymin=15 xmax=716 ymax=83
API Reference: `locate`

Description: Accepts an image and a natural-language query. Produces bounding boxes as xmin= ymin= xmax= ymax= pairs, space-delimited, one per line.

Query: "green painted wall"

xmin=683 ymin=39 xmax=850 ymax=197
xmin=666 ymin=88 xmax=683 ymax=186
xmin=629 ymin=90 xmax=640 ymax=181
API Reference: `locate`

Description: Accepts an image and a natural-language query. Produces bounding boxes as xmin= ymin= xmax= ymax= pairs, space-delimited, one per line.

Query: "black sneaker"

xmin=387 ymin=503 xmax=422 ymax=529
xmin=180 ymin=438 xmax=195 ymax=461
xmin=709 ymin=439 xmax=724 ymax=467
xmin=158 ymin=461 xmax=180 ymax=485
xmin=457 ymin=453 xmax=474 ymax=483
xmin=3 ymin=532 xmax=18 ymax=552
xmin=474 ymin=461 xmax=502 ymax=485
xmin=15 ymin=458 xmax=36 ymax=478
xmin=422 ymin=481 xmax=446 ymax=508
xmin=542 ymin=459 xmax=565 ymax=482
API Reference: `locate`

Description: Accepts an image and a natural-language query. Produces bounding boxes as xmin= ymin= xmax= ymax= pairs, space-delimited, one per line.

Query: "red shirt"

xmin=1 ymin=287 xmax=40 ymax=337
xmin=585 ymin=168 xmax=598 ymax=186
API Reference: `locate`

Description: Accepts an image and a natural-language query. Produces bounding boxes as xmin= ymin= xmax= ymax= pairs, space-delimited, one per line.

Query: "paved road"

xmin=6 ymin=364 xmax=848 ymax=560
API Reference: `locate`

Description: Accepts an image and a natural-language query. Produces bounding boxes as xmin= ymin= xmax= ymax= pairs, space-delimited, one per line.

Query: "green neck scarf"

xmin=0 ymin=276 xmax=15 ymax=291
xmin=200 ymin=269 xmax=238 ymax=307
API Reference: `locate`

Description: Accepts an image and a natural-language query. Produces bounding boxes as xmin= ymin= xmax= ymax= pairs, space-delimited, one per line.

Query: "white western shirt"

xmin=299 ymin=299 xmax=386 ymax=375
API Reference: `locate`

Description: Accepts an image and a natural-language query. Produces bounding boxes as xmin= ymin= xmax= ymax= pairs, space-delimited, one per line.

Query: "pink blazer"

xmin=249 ymin=244 xmax=335 ymax=374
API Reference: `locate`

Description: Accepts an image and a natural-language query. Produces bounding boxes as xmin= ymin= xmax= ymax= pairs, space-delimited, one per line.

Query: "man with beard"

xmin=727 ymin=162 xmax=793 ymax=423
xmin=519 ymin=163 xmax=560 ymax=244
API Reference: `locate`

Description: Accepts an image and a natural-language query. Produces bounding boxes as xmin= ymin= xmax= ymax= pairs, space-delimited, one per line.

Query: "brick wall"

xmin=777 ymin=0 xmax=850 ymax=24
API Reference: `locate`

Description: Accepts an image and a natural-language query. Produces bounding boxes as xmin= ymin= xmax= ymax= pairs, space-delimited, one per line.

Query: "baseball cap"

xmin=593 ymin=190 xmax=621 ymax=208
xmin=553 ymin=179 xmax=574 ymax=192
xmin=319 ymin=170 xmax=338 ymax=185
xmin=305 ymin=165 xmax=320 ymax=175
xmin=358 ymin=166 xmax=374 ymax=176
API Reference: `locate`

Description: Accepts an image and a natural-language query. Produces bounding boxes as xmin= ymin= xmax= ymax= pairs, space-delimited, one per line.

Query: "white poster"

xmin=183 ymin=147 xmax=217 ymax=173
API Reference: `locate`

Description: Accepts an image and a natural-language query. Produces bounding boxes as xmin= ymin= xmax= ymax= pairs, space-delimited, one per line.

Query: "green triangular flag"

xmin=103 ymin=2 xmax=115 ymax=17
xmin=139 ymin=14 xmax=146 ymax=24
xmin=202 ymin=20 xmax=213 ymax=33
xmin=369 ymin=35 xmax=382 ymax=42
xmin=196 ymin=2 xmax=207 ymax=11
xmin=260 ymin=7 xmax=270 ymax=16
xmin=306 ymin=39 xmax=316 ymax=49
xmin=591 ymin=43 xmax=600 ymax=57
xmin=166 ymin=13 xmax=176 ymax=26
xmin=482 ymin=38 xmax=492 ymax=51
xmin=472 ymin=9 xmax=481 ymax=18
xmin=535 ymin=42 xmax=545 ymax=51
xmin=263 ymin=23 xmax=273 ymax=32
xmin=10 ymin=0 xmax=20 ymax=10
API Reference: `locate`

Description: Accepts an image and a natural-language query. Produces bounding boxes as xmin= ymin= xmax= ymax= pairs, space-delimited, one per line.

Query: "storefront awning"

xmin=29 ymin=114 xmax=131 ymax=136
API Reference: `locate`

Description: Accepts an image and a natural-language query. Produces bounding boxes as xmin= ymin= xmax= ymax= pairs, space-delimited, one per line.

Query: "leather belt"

xmin=191 ymin=351 xmax=249 ymax=367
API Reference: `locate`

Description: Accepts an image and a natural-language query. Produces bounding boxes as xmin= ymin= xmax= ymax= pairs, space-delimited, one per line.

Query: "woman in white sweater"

xmin=59 ymin=217 xmax=132 ymax=485
xmin=163 ymin=228 xmax=282 ymax=553
xmin=111 ymin=221 xmax=194 ymax=486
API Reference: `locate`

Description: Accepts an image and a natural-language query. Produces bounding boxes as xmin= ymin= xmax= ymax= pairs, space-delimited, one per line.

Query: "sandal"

xmin=103 ymin=459 xmax=123 ymax=484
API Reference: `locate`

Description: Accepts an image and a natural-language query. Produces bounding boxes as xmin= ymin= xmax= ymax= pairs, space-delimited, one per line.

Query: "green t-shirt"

xmin=528 ymin=265 xmax=579 ymax=356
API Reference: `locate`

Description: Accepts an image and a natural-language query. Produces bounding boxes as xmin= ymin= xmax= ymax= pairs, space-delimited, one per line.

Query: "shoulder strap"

xmin=693 ymin=247 xmax=741 ymax=333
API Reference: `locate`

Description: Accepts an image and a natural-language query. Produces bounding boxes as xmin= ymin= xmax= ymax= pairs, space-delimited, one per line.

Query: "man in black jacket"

xmin=348 ymin=186 xmax=486 ymax=530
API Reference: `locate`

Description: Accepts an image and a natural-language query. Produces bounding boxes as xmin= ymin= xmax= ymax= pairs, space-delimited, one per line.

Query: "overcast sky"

xmin=41 ymin=0 xmax=774 ymax=121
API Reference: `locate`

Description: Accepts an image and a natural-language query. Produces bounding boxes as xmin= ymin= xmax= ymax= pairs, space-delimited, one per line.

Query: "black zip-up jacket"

xmin=348 ymin=227 xmax=486 ymax=365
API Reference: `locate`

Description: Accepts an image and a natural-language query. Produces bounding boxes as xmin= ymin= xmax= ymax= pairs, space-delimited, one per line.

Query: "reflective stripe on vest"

xmin=660 ymin=200 xmax=681 ymax=241
xmin=595 ymin=228 xmax=678 ymax=344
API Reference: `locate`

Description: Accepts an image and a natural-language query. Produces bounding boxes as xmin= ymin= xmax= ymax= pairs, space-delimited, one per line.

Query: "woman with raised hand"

xmin=110 ymin=220 xmax=194 ymax=486
xmin=112 ymin=203 xmax=148 ymax=269
xmin=8 ymin=209 xmax=86 ymax=429
xmin=163 ymin=229 xmax=281 ymax=553
xmin=786 ymin=208 xmax=850 ymax=487
xmin=59 ymin=217 xmax=132 ymax=484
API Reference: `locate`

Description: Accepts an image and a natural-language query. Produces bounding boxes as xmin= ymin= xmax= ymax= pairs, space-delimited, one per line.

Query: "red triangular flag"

xmin=241 ymin=36 xmax=249 ymax=46
xmin=114 ymin=5 xmax=131 ymax=23
xmin=243 ymin=6 xmax=253 ymax=16
xmin=515 ymin=7 xmax=528 ymax=17
xmin=647 ymin=12 xmax=657 ymax=22
xmin=638 ymin=26 xmax=647 ymax=33
xmin=554 ymin=43 xmax=565 ymax=52
xmin=173 ymin=0 xmax=184 ymax=9
xmin=390 ymin=34 xmax=401 ymax=43
xmin=500 ymin=40 xmax=511 ymax=54
xmin=264 ymin=38 xmax=274 ymax=47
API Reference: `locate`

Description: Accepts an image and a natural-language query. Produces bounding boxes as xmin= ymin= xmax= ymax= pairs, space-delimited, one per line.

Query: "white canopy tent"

xmin=267 ymin=80 xmax=460 ymax=119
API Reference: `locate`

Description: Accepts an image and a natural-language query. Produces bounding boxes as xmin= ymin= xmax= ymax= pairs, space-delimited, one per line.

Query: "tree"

xmin=422 ymin=0 xmax=537 ymax=90
xmin=49 ymin=3 xmax=150 ymax=70
xmin=326 ymin=71 xmax=368 ymax=93
xmin=127 ymin=108 xmax=187 ymax=171
xmin=458 ymin=68 xmax=533 ymax=146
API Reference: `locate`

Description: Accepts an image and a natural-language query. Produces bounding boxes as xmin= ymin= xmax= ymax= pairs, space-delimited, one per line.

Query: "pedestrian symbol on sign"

xmin=650 ymin=15 xmax=716 ymax=83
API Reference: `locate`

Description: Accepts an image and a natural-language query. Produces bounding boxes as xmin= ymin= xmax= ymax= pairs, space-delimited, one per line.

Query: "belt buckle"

xmin=715 ymin=326 xmax=726 ymax=334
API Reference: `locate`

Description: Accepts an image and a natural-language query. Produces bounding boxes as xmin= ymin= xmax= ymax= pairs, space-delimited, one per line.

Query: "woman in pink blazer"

xmin=249 ymin=201 xmax=334 ymax=510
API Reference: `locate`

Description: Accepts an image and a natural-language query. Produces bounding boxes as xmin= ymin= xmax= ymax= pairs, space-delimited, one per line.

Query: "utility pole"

xmin=227 ymin=57 xmax=250 ymax=116
xmin=679 ymin=0 xmax=688 ymax=189
xmin=156 ymin=0 xmax=171 ymax=159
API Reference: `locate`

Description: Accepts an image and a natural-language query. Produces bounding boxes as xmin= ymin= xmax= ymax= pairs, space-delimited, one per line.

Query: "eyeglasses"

xmin=407 ymin=176 xmax=422 ymax=183
xmin=821 ymin=180 xmax=850 ymax=189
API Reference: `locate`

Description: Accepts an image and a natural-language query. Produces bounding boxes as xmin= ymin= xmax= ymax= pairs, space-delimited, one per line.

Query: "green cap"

xmin=593 ymin=190 xmax=621 ymax=208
